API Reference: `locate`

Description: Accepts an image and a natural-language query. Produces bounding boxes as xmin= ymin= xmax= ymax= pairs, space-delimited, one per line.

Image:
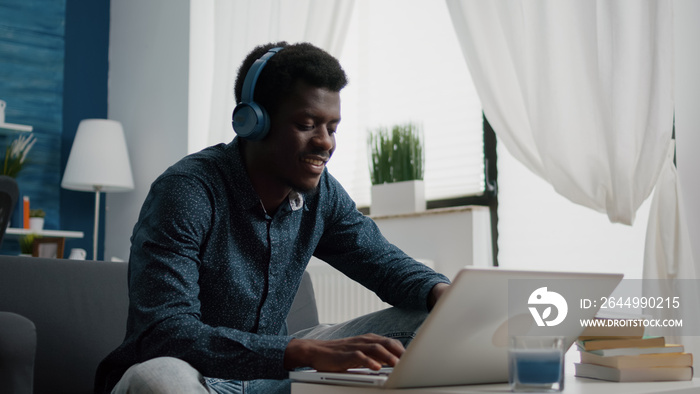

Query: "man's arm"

xmin=428 ymin=282 xmax=450 ymax=310
xmin=314 ymin=174 xmax=451 ymax=311
xmin=283 ymin=282 xmax=450 ymax=372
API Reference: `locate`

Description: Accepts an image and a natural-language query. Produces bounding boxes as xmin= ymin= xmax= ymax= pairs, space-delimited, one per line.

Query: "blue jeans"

xmin=114 ymin=308 xmax=427 ymax=394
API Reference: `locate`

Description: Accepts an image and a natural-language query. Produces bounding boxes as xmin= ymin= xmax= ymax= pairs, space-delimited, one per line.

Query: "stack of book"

xmin=574 ymin=316 xmax=693 ymax=382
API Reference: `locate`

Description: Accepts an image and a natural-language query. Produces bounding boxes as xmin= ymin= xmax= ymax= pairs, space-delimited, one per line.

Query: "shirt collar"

xmin=288 ymin=190 xmax=304 ymax=211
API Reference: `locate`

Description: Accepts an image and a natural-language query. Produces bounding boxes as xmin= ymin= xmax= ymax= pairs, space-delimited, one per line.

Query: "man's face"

xmin=261 ymin=81 xmax=341 ymax=192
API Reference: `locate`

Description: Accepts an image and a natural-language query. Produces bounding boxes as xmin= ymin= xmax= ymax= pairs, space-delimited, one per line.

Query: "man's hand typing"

xmin=283 ymin=334 xmax=405 ymax=372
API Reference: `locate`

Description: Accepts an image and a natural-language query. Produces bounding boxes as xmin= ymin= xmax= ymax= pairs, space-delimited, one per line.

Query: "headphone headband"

xmin=240 ymin=47 xmax=283 ymax=104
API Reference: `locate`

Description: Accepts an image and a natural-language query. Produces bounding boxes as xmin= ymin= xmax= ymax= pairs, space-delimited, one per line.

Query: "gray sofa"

xmin=0 ymin=255 xmax=318 ymax=394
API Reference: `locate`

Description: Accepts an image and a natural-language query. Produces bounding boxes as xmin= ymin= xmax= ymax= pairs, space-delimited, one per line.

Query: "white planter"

xmin=371 ymin=180 xmax=426 ymax=216
xmin=29 ymin=217 xmax=44 ymax=231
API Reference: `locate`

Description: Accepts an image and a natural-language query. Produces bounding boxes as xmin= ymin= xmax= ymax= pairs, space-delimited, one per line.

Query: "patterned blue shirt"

xmin=95 ymin=138 xmax=449 ymax=391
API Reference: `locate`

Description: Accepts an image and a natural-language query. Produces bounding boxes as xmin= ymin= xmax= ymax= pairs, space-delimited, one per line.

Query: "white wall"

xmin=105 ymin=0 xmax=190 ymax=261
xmin=188 ymin=0 xmax=214 ymax=154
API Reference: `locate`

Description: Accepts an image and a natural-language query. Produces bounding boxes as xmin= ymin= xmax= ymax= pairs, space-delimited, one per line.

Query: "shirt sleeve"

xmin=127 ymin=174 xmax=292 ymax=380
xmin=313 ymin=174 xmax=451 ymax=312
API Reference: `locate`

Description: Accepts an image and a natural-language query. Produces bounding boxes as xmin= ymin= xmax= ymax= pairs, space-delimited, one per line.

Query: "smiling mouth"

xmin=302 ymin=157 xmax=328 ymax=166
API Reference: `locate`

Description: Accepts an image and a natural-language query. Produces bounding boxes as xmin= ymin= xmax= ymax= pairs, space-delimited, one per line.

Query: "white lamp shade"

xmin=62 ymin=119 xmax=135 ymax=192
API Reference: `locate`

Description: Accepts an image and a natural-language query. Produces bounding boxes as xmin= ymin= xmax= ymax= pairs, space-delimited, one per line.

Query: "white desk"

xmin=293 ymin=376 xmax=700 ymax=393
xmin=292 ymin=357 xmax=700 ymax=394
xmin=294 ymin=378 xmax=700 ymax=394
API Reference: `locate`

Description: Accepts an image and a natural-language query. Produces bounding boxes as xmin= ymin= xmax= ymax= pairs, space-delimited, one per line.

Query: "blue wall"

xmin=61 ymin=0 xmax=110 ymax=260
xmin=0 ymin=0 xmax=65 ymax=251
xmin=0 ymin=0 xmax=110 ymax=258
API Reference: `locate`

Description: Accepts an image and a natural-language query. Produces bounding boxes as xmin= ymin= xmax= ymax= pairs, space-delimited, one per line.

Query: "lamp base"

xmin=92 ymin=188 xmax=101 ymax=261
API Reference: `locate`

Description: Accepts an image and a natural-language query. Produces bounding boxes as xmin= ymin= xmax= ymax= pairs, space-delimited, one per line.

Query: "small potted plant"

xmin=29 ymin=208 xmax=45 ymax=231
xmin=2 ymin=133 xmax=37 ymax=178
xmin=19 ymin=233 xmax=39 ymax=256
xmin=367 ymin=122 xmax=425 ymax=216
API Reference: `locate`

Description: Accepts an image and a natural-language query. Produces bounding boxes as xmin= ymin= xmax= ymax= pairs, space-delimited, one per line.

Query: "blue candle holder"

xmin=509 ymin=336 xmax=565 ymax=392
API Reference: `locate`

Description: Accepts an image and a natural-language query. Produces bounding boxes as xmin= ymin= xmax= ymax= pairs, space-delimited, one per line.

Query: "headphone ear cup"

xmin=233 ymin=46 xmax=282 ymax=141
xmin=232 ymin=102 xmax=270 ymax=141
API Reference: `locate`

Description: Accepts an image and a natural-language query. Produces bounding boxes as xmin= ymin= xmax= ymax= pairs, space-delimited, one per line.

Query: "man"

xmin=95 ymin=42 xmax=450 ymax=394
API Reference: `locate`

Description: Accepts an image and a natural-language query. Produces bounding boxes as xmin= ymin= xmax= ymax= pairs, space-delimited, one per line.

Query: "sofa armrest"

xmin=287 ymin=271 xmax=320 ymax=334
xmin=0 ymin=312 xmax=36 ymax=394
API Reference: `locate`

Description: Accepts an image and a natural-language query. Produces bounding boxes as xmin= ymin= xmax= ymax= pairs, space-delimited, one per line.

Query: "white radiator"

xmin=306 ymin=259 xmax=434 ymax=324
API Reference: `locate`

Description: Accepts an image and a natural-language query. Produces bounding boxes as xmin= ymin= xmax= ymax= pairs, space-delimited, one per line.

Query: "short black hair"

xmin=234 ymin=42 xmax=348 ymax=117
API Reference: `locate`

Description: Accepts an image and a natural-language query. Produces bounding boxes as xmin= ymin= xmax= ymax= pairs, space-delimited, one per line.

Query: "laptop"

xmin=290 ymin=266 xmax=623 ymax=389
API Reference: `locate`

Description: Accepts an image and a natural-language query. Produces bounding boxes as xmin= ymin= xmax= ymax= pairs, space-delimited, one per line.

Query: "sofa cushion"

xmin=0 ymin=256 xmax=129 ymax=394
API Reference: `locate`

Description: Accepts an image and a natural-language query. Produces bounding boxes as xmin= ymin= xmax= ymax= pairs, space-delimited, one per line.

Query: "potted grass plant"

xmin=2 ymin=133 xmax=36 ymax=178
xmin=29 ymin=208 xmax=45 ymax=231
xmin=367 ymin=122 xmax=425 ymax=215
xmin=19 ymin=233 xmax=38 ymax=256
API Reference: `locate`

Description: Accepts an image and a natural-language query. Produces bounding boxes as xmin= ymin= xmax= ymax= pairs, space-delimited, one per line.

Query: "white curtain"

xmin=204 ymin=0 xmax=355 ymax=147
xmin=446 ymin=0 xmax=696 ymax=342
xmin=642 ymin=141 xmax=700 ymax=345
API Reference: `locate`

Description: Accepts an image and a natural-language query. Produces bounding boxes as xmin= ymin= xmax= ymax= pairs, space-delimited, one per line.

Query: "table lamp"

xmin=61 ymin=119 xmax=134 ymax=260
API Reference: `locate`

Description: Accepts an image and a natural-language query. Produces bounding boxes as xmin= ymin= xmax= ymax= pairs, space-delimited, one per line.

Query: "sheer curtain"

xmin=196 ymin=0 xmax=355 ymax=150
xmin=446 ymin=0 xmax=696 ymax=342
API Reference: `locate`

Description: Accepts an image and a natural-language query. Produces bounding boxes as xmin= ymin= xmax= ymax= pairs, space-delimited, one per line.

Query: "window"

xmin=328 ymin=0 xmax=486 ymax=207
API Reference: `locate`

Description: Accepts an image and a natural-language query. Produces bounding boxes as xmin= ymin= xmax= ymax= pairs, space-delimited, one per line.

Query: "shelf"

xmin=0 ymin=122 xmax=33 ymax=134
xmin=5 ymin=228 xmax=84 ymax=239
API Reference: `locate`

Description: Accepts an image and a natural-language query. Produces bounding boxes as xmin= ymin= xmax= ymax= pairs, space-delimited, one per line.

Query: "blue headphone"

xmin=232 ymin=47 xmax=283 ymax=140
